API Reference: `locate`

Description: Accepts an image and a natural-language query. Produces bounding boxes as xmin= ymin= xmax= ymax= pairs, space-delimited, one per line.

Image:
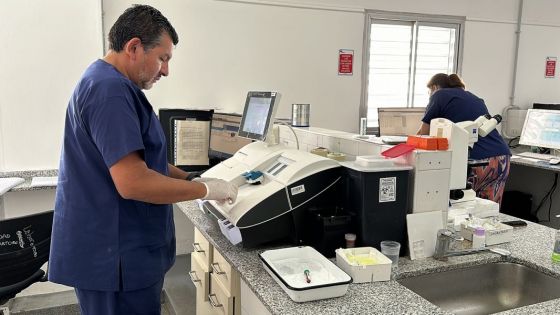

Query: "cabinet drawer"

xmin=193 ymin=227 xmax=212 ymax=269
xmin=195 ymin=298 xmax=215 ymax=315
xmin=190 ymin=255 xmax=210 ymax=301
xmin=212 ymin=247 xmax=236 ymax=294
xmin=209 ymin=274 xmax=235 ymax=315
xmin=412 ymin=150 xmax=452 ymax=171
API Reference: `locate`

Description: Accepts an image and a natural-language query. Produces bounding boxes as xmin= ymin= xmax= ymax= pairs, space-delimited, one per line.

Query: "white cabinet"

xmin=398 ymin=150 xmax=452 ymax=213
xmin=208 ymin=275 xmax=237 ymax=315
xmin=190 ymin=227 xmax=240 ymax=315
xmin=192 ymin=228 xmax=212 ymax=270
xmin=240 ymin=278 xmax=271 ymax=315
xmin=211 ymin=248 xmax=238 ymax=295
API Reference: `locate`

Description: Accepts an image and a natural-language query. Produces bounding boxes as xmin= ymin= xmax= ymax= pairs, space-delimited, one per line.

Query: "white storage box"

xmin=355 ymin=155 xmax=394 ymax=168
xmin=461 ymin=221 xmax=513 ymax=246
xmin=335 ymin=247 xmax=392 ymax=283
xmin=259 ymin=246 xmax=352 ymax=302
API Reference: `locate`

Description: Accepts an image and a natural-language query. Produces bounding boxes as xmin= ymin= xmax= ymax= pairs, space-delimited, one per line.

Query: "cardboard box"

xmin=335 ymin=247 xmax=392 ymax=283
xmin=461 ymin=222 xmax=513 ymax=246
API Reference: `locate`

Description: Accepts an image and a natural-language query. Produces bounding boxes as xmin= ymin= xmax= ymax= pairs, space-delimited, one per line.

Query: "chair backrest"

xmin=0 ymin=210 xmax=53 ymax=287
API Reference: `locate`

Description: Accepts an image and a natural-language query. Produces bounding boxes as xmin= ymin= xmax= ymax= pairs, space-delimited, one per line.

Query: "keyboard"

xmin=516 ymin=151 xmax=555 ymax=161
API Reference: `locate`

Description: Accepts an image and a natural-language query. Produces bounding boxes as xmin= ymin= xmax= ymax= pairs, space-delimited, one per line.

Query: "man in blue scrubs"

xmin=48 ymin=5 xmax=238 ymax=314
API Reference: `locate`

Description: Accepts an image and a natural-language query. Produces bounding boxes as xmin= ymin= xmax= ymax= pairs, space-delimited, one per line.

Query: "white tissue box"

xmin=461 ymin=222 xmax=513 ymax=246
xmin=335 ymin=247 xmax=392 ymax=283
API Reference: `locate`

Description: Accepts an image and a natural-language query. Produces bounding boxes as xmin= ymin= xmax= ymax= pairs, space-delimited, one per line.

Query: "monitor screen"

xmin=519 ymin=109 xmax=560 ymax=150
xmin=378 ymin=107 xmax=426 ymax=136
xmin=238 ymin=91 xmax=280 ymax=141
xmin=209 ymin=113 xmax=253 ymax=160
xmin=533 ymin=103 xmax=560 ymax=110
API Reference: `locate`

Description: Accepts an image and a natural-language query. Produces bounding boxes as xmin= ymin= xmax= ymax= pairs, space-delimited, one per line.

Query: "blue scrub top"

xmin=422 ymin=88 xmax=511 ymax=160
xmin=49 ymin=60 xmax=175 ymax=291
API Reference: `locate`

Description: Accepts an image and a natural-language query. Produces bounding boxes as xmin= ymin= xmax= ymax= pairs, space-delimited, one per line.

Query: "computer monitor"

xmin=377 ymin=107 xmax=426 ymax=136
xmin=533 ymin=103 xmax=560 ymax=110
xmin=209 ymin=113 xmax=253 ymax=160
xmin=237 ymin=91 xmax=280 ymax=141
xmin=519 ymin=109 xmax=560 ymax=150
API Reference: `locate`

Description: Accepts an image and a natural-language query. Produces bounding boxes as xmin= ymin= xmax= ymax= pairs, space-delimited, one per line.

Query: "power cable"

xmin=508 ymin=136 xmax=520 ymax=149
xmin=533 ymin=173 xmax=558 ymax=223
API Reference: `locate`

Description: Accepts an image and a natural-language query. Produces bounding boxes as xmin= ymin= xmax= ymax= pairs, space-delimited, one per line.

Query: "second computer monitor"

xmin=520 ymin=109 xmax=560 ymax=150
xmin=377 ymin=107 xmax=426 ymax=136
xmin=238 ymin=91 xmax=280 ymax=141
xmin=209 ymin=113 xmax=253 ymax=160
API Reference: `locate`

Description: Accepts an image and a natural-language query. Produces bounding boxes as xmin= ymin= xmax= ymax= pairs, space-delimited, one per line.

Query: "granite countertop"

xmin=177 ymin=201 xmax=560 ymax=315
xmin=510 ymin=155 xmax=560 ymax=172
xmin=0 ymin=170 xmax=58 ymax=192
xmin=510 ymin=146 xmax=560 ymax=172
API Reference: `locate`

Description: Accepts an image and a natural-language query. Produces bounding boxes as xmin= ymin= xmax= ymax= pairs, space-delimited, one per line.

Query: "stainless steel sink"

xmin=398 ymin=262 xmax=560 ymax=315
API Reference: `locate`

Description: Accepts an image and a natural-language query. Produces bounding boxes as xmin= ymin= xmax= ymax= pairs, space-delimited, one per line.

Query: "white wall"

xmin=3 ymin=0 xmax=560 ymax=171
xmin=461 ymin=21 xmax=516 ymax=114
xmin=0 ymin=0 xmax=103 ymax=171
xmin=100 ymin=0 xmax=549 ymax=134
xmin=102 ymin=0 xmax=364 ymax=136
xmin=2 ymin=190 xmax=56 ymax=218
xmin=516 ymin=24 xmax=560 ymax=106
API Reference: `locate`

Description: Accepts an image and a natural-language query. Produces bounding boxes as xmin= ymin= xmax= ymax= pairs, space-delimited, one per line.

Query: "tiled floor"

xmin=12 ymin=263 xmax=73 ymax=297
xmin=163 ymin=254 xmax=196 ymax=315
xmin=2 ymin=254 xmax=196 ymax=315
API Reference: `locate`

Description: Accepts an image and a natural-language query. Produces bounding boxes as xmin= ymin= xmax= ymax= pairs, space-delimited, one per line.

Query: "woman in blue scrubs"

xmin=418 ymin=73 xmax=511 ymax=205
xmin=49 ymin=5 xmax=237 ymax=315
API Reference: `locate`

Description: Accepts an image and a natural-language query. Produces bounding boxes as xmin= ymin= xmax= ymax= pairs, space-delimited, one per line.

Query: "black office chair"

xmin=0 ymin=210 xmax=53 ymax=305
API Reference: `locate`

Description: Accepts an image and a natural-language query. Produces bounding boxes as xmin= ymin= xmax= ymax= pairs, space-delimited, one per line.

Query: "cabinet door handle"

xmin=211 ymin=262 xmax=226 ymax=275
xmin=188 ymin=271 xmax=200 ymax=284
xmin=192 ymin=242 xmax=204 ymax=253
xmin=208 ymin=293 xmax=223 ymax=308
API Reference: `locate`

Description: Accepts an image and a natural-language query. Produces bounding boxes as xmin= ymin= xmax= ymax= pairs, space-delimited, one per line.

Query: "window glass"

xmin=413 ymin=25 xmax=457 ymax=107
xmin=367 ymin=22 xmax=413 ymax=125
xmin=362 ymin=14 xmax=463 ymax=130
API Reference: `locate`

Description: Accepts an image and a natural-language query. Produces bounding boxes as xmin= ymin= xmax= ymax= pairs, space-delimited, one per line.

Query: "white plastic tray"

xmin=335 ymin=247 xmax=392 ymax=283
xmin=259 ymin=246 xmax=352 ymax=302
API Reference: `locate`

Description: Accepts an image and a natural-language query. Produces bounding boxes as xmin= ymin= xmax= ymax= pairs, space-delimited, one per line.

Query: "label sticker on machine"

xmin=379 ymin=177 xmax=396 ymax=202
xmin=291 ymin=185 xmax=305 ymax=196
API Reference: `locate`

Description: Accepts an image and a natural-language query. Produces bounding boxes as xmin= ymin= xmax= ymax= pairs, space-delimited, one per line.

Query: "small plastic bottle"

xmin=345 ymin=233 xmax=356 ymax=248
xmin=551 ymin=230 xmax=560 ymax=263
xmin=472 ymin=227 xmax=485 ymax=248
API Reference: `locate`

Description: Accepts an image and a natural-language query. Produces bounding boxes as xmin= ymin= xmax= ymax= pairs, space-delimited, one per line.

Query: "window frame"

xmin=360 ymin=10 xmax=465 ymax=135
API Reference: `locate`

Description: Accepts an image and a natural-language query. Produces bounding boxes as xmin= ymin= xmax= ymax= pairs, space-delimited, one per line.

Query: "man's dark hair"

xmin=108 ymin=4 xmax=179 ymax=52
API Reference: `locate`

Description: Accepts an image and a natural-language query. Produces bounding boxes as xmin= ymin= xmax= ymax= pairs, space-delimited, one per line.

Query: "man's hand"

xmin=200 ymin=179 xmax=238 ymax=204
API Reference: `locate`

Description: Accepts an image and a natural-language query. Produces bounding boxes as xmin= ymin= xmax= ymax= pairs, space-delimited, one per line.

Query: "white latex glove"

xmin=201 ymin=179 xmax=238 ymax=204
xmin=193 ymin=177 xmax=215 ymax=183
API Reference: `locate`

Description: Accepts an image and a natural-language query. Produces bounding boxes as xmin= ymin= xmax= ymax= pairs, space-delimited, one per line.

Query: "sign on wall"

xmin=338 ymin=49 xmax=354 ymax=75
xmin=545 ymin=56 xmax=557 ymax=78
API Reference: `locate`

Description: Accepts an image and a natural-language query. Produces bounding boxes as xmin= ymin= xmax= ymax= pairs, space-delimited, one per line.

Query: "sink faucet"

xmin=433 ymin=229 xmax=491 ymax=261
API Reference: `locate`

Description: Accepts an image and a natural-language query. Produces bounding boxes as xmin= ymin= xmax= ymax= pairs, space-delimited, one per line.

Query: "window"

xmin=361 ymin=12 xmax=464 ymax=132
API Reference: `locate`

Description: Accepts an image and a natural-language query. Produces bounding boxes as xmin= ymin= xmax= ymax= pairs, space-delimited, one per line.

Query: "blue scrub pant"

xmin=74 ymin=278 xmax=164 ymax=315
